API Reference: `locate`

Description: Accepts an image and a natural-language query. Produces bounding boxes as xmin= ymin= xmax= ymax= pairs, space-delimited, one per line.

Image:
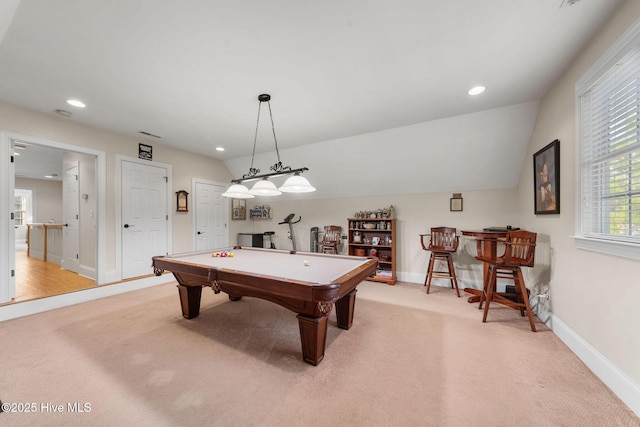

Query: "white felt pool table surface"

xmin=163 ymin=246 xmax=374 ymax=285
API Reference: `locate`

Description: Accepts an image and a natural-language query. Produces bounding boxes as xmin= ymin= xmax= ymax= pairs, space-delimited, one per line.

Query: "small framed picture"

xmin=139 ymin=143 xmax=152 ymax=160
xmin=372 ymin=237 xmax=380 ymax=245
xmin=175 ymin=190 xmax=188 ymax=212
xmin=231 ymin=199 xmax=246 ymax=220
xmin=450 ymin=198 xmax=463 ymax=212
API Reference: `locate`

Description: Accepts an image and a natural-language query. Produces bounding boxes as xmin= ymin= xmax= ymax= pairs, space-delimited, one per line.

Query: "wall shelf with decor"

xmin=250 ymin=205 xmax=272 ymax=219
xmin=348 ymin=218 xmax=396 ymax=285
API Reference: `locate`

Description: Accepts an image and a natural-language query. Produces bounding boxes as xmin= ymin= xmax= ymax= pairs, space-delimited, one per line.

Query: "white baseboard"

xmin=78 ymin=263 xmax=96 ymax=280
xmin=397 ymin=271 xmax=424 ymax=284
xmin=549 ymin=313 xmax=640 ymax=417
xmin=397 ymin=272 xmax=484 ymax=292
xmin=400 ymin=272 xmax=639 ymax=417
xmin=0 ymin=273 xmax=175 ymax=322
xmin=3 ymin=270 xmax=638 ymax=418
xmin=48 ymin=255 xmax=62 ymax=265
xmin=104 ymin=269 xmax=121 ymax=284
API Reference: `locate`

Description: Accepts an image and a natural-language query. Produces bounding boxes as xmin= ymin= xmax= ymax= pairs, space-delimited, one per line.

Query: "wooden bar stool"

xmin=420 ymin=227 xmax=460 ymax=297
xmin=477 ymin=230 xmax=537 ymax=332
xmin=318 ymin=225 xmax=341 ymax=254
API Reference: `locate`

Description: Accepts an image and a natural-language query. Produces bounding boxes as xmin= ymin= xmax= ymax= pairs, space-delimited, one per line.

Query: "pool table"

xmin=152 ymin=247 xmax=378 ymax=365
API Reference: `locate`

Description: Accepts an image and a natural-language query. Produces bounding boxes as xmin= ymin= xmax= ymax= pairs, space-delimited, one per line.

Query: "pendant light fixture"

xmin=222 ymin=94 xmax=315 ymax=198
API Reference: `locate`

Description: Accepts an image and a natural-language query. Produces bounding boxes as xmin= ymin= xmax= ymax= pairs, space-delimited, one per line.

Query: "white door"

xmin=62 ymin=163 xmax=80 ymax=273
xmin=194 ymin=181 xmax=226 ymax=251
xmin=6 ymin=142 xmax=16 ymax=302
xmin=122 ymin=161 xmax=168 ymax=279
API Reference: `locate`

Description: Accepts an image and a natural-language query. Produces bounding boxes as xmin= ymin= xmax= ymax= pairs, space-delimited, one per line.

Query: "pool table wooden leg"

xmin=296 ymin=314 xmax=328 ymax=366
xmin=335 ymin=289 xmax=357 ymax=330
xmin=177 ymin=284 xmax=202 ymax=319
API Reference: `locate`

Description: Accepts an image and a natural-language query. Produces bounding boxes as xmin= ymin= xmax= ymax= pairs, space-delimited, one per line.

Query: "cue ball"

xmin=303 ymin=260 xmax=309 ymax=266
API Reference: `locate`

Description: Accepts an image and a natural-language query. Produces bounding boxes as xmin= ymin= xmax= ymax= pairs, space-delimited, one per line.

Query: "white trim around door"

xmin=115 ymin=155 xmax=172 ymax=281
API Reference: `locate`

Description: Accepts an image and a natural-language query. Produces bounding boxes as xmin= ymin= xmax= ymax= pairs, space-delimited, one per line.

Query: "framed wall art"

xmin=533 ymin=139 xmax=560 ymax=214
xmin=231 ymin=198 xmax=246 ymax=220
xmin=175 ymin=190 xmax=188 ymax=212
xmin=138 ymin=143 xmax=152 ymax=160
xmin=450 ymin=193 xmax=463 ymax=212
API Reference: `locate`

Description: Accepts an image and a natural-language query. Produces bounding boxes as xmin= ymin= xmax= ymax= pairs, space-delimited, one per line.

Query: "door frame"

xmin=191 ymin=178 xmax=229 ymax=251
xmin=115 ymin=155 xmax=172 ymax=281
xmin=0 ymin=131 xmax=106 ymax=303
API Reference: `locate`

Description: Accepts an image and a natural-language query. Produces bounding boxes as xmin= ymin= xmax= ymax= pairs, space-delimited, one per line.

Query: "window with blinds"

xmin=579 ymin=44 xmax=640 ymax=243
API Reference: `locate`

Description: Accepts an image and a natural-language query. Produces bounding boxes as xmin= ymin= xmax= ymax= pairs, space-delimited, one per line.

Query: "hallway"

xmin=13 ymin=250 xmax=94 ymax=302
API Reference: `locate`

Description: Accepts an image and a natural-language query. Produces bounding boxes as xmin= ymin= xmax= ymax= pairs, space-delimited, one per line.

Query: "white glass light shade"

xmin=279 ymin=174 xmax=316 ymax=193
xmin=222 ymin=184 xmax=254 ymax=198
xmin=249 ymin=179 xmax=282 ymax=196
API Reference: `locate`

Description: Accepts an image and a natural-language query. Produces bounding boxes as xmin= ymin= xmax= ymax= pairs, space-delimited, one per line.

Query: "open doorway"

xmin=11 ymin=138 xmax=100 ymax=302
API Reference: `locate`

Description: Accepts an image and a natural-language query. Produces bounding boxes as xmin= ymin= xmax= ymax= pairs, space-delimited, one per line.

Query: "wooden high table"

xmin=460 ymin=229 xmax=509 ymax=304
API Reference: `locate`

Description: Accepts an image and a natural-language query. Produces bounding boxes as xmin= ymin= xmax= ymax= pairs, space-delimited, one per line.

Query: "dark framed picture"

xmin=450 ymin=198 xmax=463 ymax=212
xmin=231 ymin=198 xmax=246 ymax=220
xmin=533 ymin=139 xmax=560 ymax=214
xmin=138 ymin=143 xmax=152 ymax=160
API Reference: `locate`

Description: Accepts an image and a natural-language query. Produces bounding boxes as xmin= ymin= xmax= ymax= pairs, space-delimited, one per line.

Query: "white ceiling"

xmin=0 ymin=0 xmax=623 ymax=198
xmin=13 ymin=142 xmax=63 ymax=181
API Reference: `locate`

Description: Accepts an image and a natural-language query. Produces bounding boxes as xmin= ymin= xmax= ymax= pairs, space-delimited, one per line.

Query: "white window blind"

xmin=580 ymin=46 xmax=640 ymax=243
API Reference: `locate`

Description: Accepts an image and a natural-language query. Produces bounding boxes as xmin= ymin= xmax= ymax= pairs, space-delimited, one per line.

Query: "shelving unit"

xmin=250 ymin=205 xmax=272 ymax=219
xmin=348 ymin=217 xmax=396 ymax=285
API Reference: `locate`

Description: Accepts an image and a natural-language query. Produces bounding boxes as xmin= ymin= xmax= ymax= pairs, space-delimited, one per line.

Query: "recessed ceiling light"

xmin=66 ymin=99 xmax=86 ymax=108
xmin=468 ymin=86 xmax=486 ymax=95
xmin=216 ymin=147 xmax=225 ymax=152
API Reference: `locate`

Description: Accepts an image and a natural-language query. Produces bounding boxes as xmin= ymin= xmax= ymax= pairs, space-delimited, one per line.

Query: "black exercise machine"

xmin=279 ymin=213 xmax=301 ymax=251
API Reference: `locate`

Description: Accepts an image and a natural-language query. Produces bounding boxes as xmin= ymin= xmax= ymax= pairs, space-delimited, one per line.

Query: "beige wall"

xmin=515 ymin=1 xmax=640 ymax=386
xmin=232 ymin=190 xmax=517 ymax=287
xmin=1 ymin=101 xmax=233 ymax=275
xmin=15 ymin=177 xmax=62 ymax=223
xmin=2 ymin=0 xmax=639 ymax=407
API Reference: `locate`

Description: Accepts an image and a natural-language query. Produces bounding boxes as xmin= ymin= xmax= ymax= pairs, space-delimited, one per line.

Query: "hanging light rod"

xmin=222 ymin=94 xmax=315 ymax=198
xmin=231 ymin=167 xmax=309 ymax=184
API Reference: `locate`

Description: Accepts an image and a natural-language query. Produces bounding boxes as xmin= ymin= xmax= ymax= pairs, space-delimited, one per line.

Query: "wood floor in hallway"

xmin=13 ymin=250 xmax=95 ymax=302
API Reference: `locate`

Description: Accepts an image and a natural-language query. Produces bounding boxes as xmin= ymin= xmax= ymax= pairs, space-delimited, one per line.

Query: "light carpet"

xmin=0 ymin=281 xmax=638 ymax=427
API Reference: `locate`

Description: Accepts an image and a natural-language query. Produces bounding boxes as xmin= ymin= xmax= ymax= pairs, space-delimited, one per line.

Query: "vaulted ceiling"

xmin=1 ymin=0 xmax=623 ymax=198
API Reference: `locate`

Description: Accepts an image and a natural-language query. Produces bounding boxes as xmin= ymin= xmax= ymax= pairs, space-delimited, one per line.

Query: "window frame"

xmin=14 ymin=188 xmax=33 ymax=227
xmin=574 ymin=19 xmax=640 ymax=261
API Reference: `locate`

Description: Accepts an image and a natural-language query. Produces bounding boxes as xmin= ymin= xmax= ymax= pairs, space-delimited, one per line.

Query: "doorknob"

xmin=124 ymin=224 xmax=134 ymax=228
xmin=197 ymin=231 xmax=202 ymax=235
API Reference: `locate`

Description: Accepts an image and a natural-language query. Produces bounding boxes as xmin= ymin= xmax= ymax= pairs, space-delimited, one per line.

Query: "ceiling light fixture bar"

xmin=222 ymin=94 xmax=315 ymax=198
xmin=231 ymin=167 xmax=309 ymax=184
